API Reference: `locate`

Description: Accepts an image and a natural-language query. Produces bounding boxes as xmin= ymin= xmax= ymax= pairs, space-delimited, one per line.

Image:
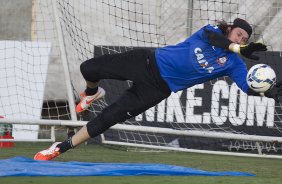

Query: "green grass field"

xmin=0 ymin=142 xmax=282 ymax=184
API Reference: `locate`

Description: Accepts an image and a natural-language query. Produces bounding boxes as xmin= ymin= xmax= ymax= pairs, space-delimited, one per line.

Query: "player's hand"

xmin=264 ymin=80 xmax=282 ymax=103
xmin=239 ymin=42 xmax=267 ymax=60
xmin=230 ymin=42 xmax=267 ymax=60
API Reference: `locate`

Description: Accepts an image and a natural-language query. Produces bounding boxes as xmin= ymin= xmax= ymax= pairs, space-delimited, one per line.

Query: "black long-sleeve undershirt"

xmin=204 ymin=28 xmax=232 ymax=49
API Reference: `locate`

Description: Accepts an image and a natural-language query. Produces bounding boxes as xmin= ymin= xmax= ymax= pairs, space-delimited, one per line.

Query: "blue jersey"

xmin=155 ymin=24 xmax=249 ymax=93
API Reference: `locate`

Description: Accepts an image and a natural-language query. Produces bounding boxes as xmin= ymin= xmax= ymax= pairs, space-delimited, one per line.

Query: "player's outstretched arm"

xmin=204 ymin=29 xmax=267 ymax=60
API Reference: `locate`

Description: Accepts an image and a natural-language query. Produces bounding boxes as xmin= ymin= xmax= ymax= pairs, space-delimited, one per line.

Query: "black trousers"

xmin=80 ymin=49 xmax=171 ymax=137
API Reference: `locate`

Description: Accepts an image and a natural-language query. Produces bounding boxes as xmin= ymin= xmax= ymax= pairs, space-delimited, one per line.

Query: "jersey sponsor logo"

xmin=216 ymin=56 xmax=227 ymax=66
xmin=194 ymin=47 xmax=214 ymax=73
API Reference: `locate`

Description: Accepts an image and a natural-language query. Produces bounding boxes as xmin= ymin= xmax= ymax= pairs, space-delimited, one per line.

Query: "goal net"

xmin=1 ymin=0 xmax=282 ymax=157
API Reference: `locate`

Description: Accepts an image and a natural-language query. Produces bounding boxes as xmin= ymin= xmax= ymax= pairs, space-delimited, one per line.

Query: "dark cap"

xmin=233 ymin=18 xmax=252 ymax=37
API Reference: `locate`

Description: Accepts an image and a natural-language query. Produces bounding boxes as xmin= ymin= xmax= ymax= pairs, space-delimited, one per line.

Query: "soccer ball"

xmin=246 ymin=64 xmax=276 ymax=93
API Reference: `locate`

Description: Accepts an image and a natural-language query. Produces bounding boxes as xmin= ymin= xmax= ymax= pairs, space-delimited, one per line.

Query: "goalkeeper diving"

xmin=34 ymin=18 xmax=282 ymax=160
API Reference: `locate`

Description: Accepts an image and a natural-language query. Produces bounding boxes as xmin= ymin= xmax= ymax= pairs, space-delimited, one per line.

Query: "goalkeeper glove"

xmin=264 ymin=80 xmax=282 ymax=103
xmin=230 ymin=42 xmax=267 ymax=60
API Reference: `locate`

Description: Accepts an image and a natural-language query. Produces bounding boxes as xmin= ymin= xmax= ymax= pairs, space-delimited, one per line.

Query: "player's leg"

xmin=75 ymin=85 xmax=170 ymax=151
xmin=34 ymin=83 xmax=170 ymax=161
xmin=76 ymin=49 xmax=153 ymax=112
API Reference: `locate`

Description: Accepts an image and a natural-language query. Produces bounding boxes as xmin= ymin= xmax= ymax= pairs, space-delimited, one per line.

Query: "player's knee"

xmin=80 ymin=59 xmax=91 ymax=80
xmin=80 ymin=59 xmax=100 ymax=81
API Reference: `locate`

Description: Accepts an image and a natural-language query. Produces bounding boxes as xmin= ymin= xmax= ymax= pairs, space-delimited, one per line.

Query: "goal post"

xmin=1 ymin=118 xmax=282 ymax=158
xmin=1 ymin=0 xmax=282 ymax=158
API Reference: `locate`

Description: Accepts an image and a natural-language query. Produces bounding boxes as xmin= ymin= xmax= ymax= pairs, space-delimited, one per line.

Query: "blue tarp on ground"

xmin=0 ymin=156 xmax=255 ymax=177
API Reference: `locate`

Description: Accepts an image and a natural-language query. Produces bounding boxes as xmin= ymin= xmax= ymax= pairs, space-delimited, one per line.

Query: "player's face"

xmin=228 ymin=27 xmax=249 ymax=45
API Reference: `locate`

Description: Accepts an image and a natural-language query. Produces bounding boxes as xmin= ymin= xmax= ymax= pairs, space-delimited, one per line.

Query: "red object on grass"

xmin=0 ymin=116 xmax=14 ymax=148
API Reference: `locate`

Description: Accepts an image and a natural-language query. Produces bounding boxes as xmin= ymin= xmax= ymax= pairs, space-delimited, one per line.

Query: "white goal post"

xmin=1 ymin=0 xmax=282 ymax=158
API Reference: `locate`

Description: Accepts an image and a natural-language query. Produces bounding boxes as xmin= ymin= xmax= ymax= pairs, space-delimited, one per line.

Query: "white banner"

xmin=0 ymin=41 xmax=51 ymax=140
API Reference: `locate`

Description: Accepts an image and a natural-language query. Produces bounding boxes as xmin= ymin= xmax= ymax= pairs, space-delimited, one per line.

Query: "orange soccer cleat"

xmin=34 ymin=142 xmax=61 ymax=161
xmin=75 ymin=87 xmax=106 ymax=113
